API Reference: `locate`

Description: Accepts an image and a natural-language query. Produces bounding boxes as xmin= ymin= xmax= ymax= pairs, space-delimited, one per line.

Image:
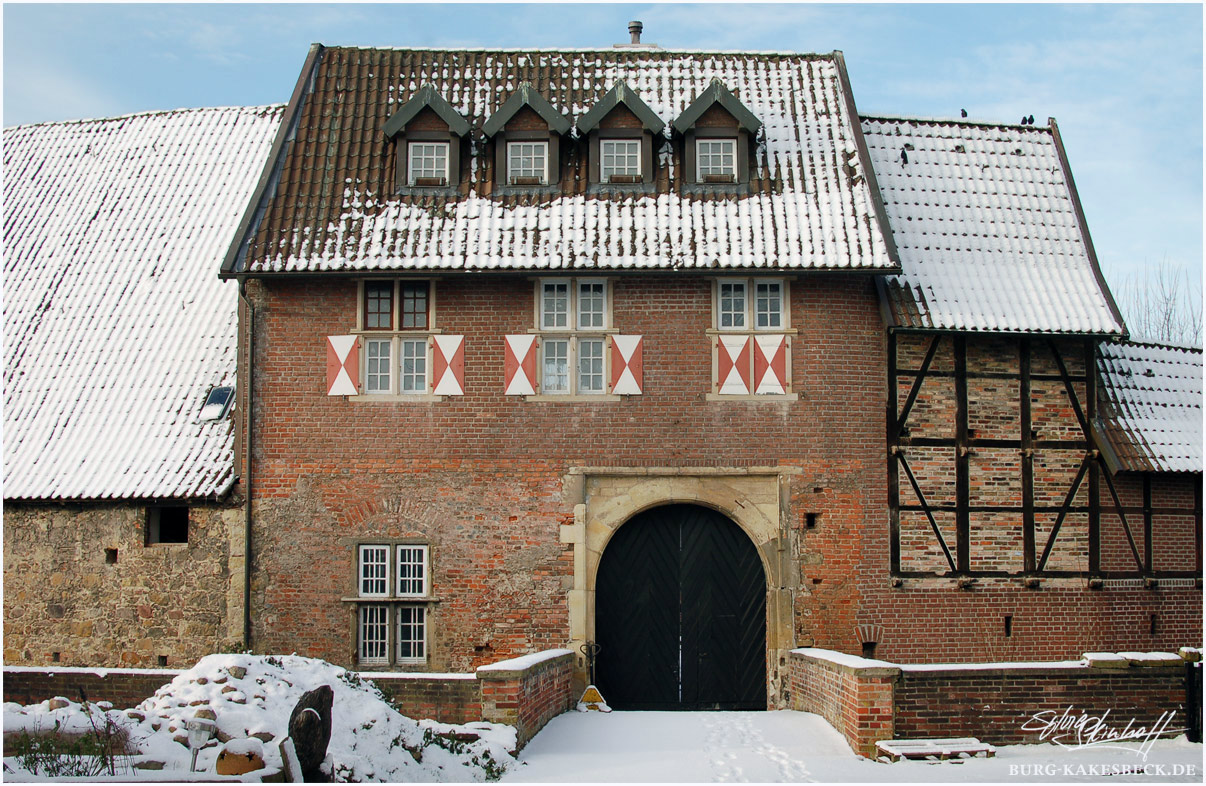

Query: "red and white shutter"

xmin=432 ymin=335 xmax=466 ymax=396
xmin=752 ymin=334 xmax=789 ymax=395
xmin=717 ymin=335 xmax=752 ymax=395
xmin=610 ymin=335 xmax=643 ymax=395
xmin=326 ymin=335 xmax=360 ymax=396
xmin=504 ymin=335 xmax=538 ymax=395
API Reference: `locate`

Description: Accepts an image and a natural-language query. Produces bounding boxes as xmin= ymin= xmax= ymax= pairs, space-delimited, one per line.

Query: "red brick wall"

xmin=894 ymin=665 xmax=1187 ymax=745
xmin=371 ymin=675 xmax=481 ymax=724
xmin=787 ymin=650 xmax=895 ymax=757
xmin=247 ymin=273 xmax=887 ymax=669
xmin=3 ymin=668 xmax=179 ymax=709
xmin=478 ymin=650 xmax=574 ymax=747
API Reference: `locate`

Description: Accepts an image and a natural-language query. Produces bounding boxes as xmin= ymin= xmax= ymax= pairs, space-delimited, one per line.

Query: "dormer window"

xmin=408 ymin=142 xmax=449 ymax=186
xmin=697 ymin=139 xmax=737 ymax=183
xmin=673 ymin=79 xmax=761 ymax=187
xmin=578 ymin=81 xmax=664 ymax=187
xmin=508 ymin=141 xmax=548 ymax=185
xmin=482 ymin=82 xmax=571 ymax=190
xmin=383 ymin=85 xmax=470 ymax=192
xmin=601 ymin=139 xmax=641 ymax=183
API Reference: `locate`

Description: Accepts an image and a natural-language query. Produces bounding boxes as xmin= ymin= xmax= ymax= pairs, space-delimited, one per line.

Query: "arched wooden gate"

xmin=595 ymin=503 xmax=767 ymax=710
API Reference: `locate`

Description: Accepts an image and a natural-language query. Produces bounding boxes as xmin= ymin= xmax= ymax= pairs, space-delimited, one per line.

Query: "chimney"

xmin=614 ymin=20 xmax=659 ymax=49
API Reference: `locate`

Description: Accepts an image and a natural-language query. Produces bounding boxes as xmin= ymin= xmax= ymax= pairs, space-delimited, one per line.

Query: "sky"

xmin=2 ymin=3 xmax=1202 ymax=315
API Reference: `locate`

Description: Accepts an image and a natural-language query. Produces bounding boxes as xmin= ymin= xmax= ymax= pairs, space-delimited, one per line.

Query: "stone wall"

xmin=477 ymin=650 xmax=575 ymax=747
xmin=372 ymin=674 xmax=482 ymax=725
xmin=787 ymin=649 xmax=896 ymax=757
xmin=3 ymin=500 xmax=244 ymax=668
xmin=3 ymin=666 xmax=181 ymax=708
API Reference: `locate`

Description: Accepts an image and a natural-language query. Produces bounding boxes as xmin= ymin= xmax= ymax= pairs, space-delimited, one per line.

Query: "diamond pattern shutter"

xmin=610 ymin=335 xmax=644 ymax=395
xmin=752 ymin=334 xmax=789 ymax=395
xmin=717 ymin=335 xmax=752 ymax=395
xmin=326 ymin=335 xmax=360 ymax=396
xmin=432 ymin=335 xmax=466 ymax=395
xmin=504 ymin=334 xmax=538 ymax=395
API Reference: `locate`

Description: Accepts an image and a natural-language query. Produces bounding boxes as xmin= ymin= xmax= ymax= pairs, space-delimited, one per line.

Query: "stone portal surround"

xmin=789 ymin=647 xmax=1193 ymax=757
xmin=559 ymin=467 xmax=798 ymax=706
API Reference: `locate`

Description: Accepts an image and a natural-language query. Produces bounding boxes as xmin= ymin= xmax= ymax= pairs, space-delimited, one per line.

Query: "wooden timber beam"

xmin=1038 ymin=455 xmax=1090 ymax=572
xmin=1143 ymin=473 xmax=1153 ymax=574
xmin=888 ymin=331 xmax=900 ymax=574
xmin=1021 ymin=337 xmax=1036 ymax=573
xmin=954 ymin=336 xmax=969 ymax=573
xmin=894 ymin=335 xmax=941 ymax=437
xmin=897 ymin=452 xmax=957 ymax=573
xmin=1085 ymin=338 xmax=1101 ymax=575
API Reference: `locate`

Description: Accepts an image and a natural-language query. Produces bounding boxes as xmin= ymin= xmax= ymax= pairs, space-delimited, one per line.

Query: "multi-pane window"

xmin=360 ymin=281 xmax=434 ymax=396
xmin=365 ymin=282 xmax=394 ymax=330
xmin=537 ymin=279 xmax=609 ymax=395
xmin=508 ymin=142 xmax=548 ymax=184
xmin=356 ymin=544 xmax=431 ymax=665
xmin=408 ymin=142 xmax=449 ymax=186
xmin=697 ymin=139 xmax=737 ymax=181
xmin=365 ymin=340 xmax=392 ymax=394
xmin=718 ymin=279 xmax=784 ymax=330
xmin=396 ymin=606 xmax=427 ymax=663
xmin=396 ymin=545 xmax=429 ymax=596
xmin=359 ymin=606 xmax=389 ymax=664
xmin=601 ymin=139 xmax=640 ymax=181
xmin=359 ymin=545 xmax=389 ymax=596
xmin=400 ymin=340 xmax=428 ymax=394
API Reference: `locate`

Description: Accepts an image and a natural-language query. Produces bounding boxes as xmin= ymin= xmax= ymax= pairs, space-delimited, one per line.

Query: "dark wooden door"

xmin=595 ymin=504 xmax=766 ymax=710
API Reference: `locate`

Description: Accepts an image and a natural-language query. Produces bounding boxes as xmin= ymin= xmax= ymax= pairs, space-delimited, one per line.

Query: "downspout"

xmin=239 ymin=279 xmax=254 ymax=650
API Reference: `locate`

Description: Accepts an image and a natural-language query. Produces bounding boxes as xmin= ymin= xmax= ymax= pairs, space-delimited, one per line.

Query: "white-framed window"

xmin=396 ymin=606 xmax=427 ymax=663
xmin=396 ymin=545 xmax=429 ymax=597
xmin=536 ymin=278 xmax=610 ymax=395
xmin=508 ymin=141 xmax=548 ymax=184
xmin=697 ymin=139 xmax=737 ymax=182
xmin=408 ymin=142 xmax=449 ymax=186
xmin=716 ymin=278 xmax=784 ymax=330
xmin=358 ymin=545 xmax=389 ymax=597
xmin=355 ymin=543 xmax=431 ymax=665
xmin=601 ymin=139 xmax=640 ymax=182
xmin=359 ymin=281 xmax=435 ymax=396
xmin=359 ymin=605 xmax=390 ymax=664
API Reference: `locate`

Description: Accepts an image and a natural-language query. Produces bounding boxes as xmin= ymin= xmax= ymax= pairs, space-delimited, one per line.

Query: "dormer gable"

xmin=578 ymin=81 xmax=665 ymax=136
xmin=674 ymin=79 xmax=761 ymax=186
xmin=384 ymin=84 xmax=469 ymax=191
xmin=483 ymin=82 xmax=571 ymax=187
xmin=579 ymin=81 xmax=664 ymax=187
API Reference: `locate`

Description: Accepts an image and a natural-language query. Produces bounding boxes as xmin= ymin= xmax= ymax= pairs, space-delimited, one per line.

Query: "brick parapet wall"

xmin=369 ymin=674 xmax=482 ymax=725
xmin=789 ymin=648 xmax=1193 ymax=757
xmin=3 ymin=667 xmax=181 ymax=708
xmin=477 ymin=649 xmax=574 ymax=747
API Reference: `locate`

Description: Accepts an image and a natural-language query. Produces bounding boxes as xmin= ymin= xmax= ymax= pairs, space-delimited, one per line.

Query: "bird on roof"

xmin=1027 ymin=114 xmax=1035 ymax=125
xmin=900 ymin=148 xmax=908 ymax=165
xmin=961 ymin=108 xmax=968 ymax=118
xmin=1020 ymin=116 xmax=1028 ymax=125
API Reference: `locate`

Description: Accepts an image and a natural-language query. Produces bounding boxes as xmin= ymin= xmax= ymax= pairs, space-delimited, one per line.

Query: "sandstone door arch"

xmin=594 ymin=503 xmax=767 ymax=710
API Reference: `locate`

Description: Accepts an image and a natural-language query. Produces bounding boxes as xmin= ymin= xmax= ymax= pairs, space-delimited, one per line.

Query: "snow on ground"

xmin=2 ymin=654 xmax=516 ymax=782
xmin=505 ymin=710 xmax=1203 ymax=783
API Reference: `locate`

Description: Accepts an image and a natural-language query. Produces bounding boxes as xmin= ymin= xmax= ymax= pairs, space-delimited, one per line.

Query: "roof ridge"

xmin=1110 ymin=338 xmax=1205 ymax=355
xmin=860 ymin=113 xmax=1052 ymax=133
xmin=319 ymin=43 xmax=833 ymax=58
xmin=4 ymin=103 xmax=285 ymax=132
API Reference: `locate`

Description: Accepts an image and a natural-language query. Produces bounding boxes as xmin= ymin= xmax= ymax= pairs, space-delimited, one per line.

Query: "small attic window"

xmin=199 ymin=386 xmax=234 ymax=421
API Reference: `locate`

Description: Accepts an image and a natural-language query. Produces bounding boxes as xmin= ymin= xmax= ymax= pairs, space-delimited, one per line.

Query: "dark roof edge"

xmin=832 ymin=51 xmax=902 ymax=271
xmin=672 ymin=78 xmax=762 ymax=135
xmin=1105 ymin=338 xmax=1204 ymax=355
xmin=230 ymin=265 xmax=898 ymax=280
xmin=888 ymin=326 xmax=1117 ymax=339
xmin=220 ymin=43 xmax=325 ymax=279
xmin=384 ymin=84 xmax=471 ymax=138
xmin=873 ymin=276 xmax=900 ymax=329
xmin=1090 ymin=418 xmax=1126 ymax=477
xmin=481 ymin=82 xmax=572 ymax=136
xmin=577 ymin=81 xmax=665 ymax=135
xmin=1049 ymin=116 xmax=1129 ymax=340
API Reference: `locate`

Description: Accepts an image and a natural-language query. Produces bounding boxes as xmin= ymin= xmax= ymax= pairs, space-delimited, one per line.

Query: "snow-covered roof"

xmin=1096 ymin=341 xmax=1202 ymax=473
xmin=861 ymin=116 xmax=1125 ymax=336
xmin=3 ymin=105 xmax=284 ymax=500
xmin=229 ymin=46 xmax=896 ymax=274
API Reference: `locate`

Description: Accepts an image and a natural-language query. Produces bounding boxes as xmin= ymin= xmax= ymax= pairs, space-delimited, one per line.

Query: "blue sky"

xmin=3 ymin=3 xmax=1202 ymax=306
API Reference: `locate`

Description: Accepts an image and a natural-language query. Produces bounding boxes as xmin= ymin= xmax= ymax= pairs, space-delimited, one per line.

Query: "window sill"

xmin=705 ymin=392 xmax=799 ymax=402
xmin=341 ymin=597 xmax=440 ymax=603
xmin=347 ymin=394 xmax=447 ymax=403
xmin=705 ymin=328 xmax=798 ymax=336
xmin=520 ymin=394 xmax=624 ymax=402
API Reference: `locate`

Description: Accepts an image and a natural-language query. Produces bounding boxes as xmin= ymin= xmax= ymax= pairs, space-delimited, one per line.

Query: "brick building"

xmin=3 ymin=39 xmax=1200 ymax=713
xmin=216 ymin=42 xmax=1200 ymax=709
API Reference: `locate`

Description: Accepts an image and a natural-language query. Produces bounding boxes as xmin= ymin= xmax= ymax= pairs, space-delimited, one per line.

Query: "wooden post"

xmin=954 ymin=335 xmax=969 ymax=573
xmin=887 ymin=331 xmax=900 ymax=574
xmin=1142 ymin=473 xmax=1153 ymax=575
xmin=1020 ymin=337 xmax=1035 ymax=573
